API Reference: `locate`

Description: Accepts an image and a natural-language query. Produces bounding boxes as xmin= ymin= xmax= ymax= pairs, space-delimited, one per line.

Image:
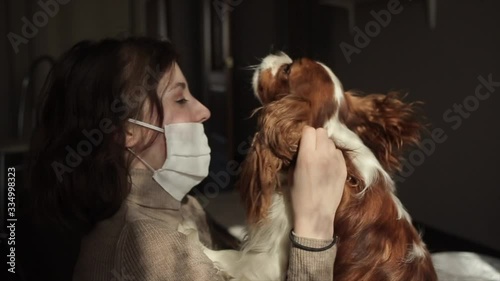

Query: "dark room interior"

xmin=1 ymin=0 xmax=500 ymax=280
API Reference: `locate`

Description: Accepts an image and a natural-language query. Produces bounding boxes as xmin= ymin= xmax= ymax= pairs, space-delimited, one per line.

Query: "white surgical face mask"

xmin=127 ymin=118 xmax=211 ymax=201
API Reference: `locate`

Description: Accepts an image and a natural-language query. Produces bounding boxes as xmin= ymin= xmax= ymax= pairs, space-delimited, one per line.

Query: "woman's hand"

xmin=290 ymin=126 xmax=347 ymax=239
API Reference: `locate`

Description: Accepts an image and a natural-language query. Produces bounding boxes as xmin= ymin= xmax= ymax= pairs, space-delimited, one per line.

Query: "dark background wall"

xmin=168 ymin=0 xmax=202 ymax=101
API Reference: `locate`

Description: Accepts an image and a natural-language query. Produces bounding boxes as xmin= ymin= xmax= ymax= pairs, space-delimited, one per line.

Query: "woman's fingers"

xmin=315 ymin=128 xmax=327 ymax=150
xmin=291 ymin=125 xmax=348 ymax=239
xmin=298 ymin=126 xmax=316 ymax=158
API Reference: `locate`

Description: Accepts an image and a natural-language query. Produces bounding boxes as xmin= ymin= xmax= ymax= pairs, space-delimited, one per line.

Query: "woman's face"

xmin=130 ymin=63 xmax=211 ymax=170
xmin=161 ymin=63 xmax=211 ymax=125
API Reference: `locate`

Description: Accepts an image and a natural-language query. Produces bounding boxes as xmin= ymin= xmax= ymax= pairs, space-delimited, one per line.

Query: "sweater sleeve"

xmin=117 ymin=220 xmax=336 ymax=281
xmin=116 ymin=220 xmax=226 ymax=281
xmin=287 ymin=235 xmax=337 ymax=281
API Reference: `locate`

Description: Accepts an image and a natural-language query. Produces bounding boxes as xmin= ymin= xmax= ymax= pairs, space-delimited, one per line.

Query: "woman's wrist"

xmin=293 ymin=214 xmax=335 ymax=240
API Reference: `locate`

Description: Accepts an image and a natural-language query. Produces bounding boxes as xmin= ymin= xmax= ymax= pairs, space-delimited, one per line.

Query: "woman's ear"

xmin=125 ymin=124 xmax=141 ymax=149
xmin=125 ymin=119 xmax=160 ymax=150
xmin=343 ymin=91 xmax=425 ymax=174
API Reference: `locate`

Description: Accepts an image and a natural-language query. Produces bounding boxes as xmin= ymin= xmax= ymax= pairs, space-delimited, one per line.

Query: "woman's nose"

xmin=195 ymin=99 xmax=211 ymax=123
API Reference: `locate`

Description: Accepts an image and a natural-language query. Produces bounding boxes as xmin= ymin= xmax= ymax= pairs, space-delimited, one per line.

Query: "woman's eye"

xmin=283 ymin=64 xmax=292 ymax=75
xmin=176 ymin=98 xmax=188 ymax=104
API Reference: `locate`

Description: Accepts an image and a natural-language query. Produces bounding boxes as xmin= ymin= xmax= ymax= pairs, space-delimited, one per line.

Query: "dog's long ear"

xmin=239 ymin=96 xmax=309 ymax=223
xmin=342 ymin=91 xmax=425 ymax=174
xmin=238 ymin=133 xmax=280 ymax=224
xmin=259 ymin=95 xmax=310 ymax=163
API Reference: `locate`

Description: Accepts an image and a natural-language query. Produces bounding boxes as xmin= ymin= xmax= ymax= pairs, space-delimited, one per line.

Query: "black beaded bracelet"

xmin=289 ymin=229 xmax=338 ymax=252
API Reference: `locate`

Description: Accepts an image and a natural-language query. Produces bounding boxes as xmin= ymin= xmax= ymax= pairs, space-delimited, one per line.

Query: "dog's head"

xmin=241 ymin=52 xmax=423 ymax=223
xmin=251 ymin=52 xmax=343 ymax=128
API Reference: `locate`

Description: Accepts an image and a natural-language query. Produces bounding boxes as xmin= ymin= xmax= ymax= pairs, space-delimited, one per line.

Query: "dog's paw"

xmin=204 ymin=248 xmax=244 ymax=279
xmin=177 ymin=220 xmax=202 ymax=244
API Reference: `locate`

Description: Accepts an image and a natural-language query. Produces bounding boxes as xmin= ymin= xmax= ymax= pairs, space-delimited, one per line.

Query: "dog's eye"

xmin=283 ymin=63 xmax=292 ymax=75
xmin=347 ymin=175 xmax=360 ymax=187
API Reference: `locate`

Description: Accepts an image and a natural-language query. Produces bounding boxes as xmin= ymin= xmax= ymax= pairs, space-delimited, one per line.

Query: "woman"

xmin=23 ymin=37 xmax=346 ymax=280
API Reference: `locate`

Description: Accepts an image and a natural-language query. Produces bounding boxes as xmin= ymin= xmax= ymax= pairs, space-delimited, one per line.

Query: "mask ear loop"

xmin=127 ymin=148 xmax=156 ymax=173
xmin=127 ymin=118 xmax=165 ymax=133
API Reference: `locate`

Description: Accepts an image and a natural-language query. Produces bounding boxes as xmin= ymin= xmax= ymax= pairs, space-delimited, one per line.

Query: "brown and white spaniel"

xmin=203 ymin=52 xmax=437 ymax=280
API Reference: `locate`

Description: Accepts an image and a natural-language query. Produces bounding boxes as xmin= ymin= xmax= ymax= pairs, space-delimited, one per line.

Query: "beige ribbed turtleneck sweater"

xmin=72 ymin=169 xmax=337 ymax=281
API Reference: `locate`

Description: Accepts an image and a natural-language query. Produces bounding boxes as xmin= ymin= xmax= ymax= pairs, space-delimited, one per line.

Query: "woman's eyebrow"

xmin=169 ymin=82 xmax=187 ymax=91
xmin=160 ymin=82 xmax=186 ymax=100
